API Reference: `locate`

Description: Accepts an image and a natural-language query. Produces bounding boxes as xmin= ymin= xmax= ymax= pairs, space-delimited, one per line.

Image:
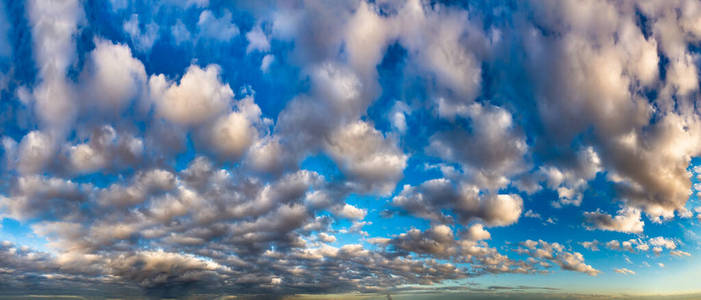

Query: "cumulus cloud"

xmin=15 ymin=130 xmax=55 ymax=174
xmin=27 ymin=0 xmax=83 ymax=134
xmin=123 ymin=14 xmax=159 ymax=52
xmin=81 ymin=39 xmax=147 ymax=112
xmin=149 ymin=64 xmax=232 ymax=126
xmin=0 ymin=175 xmax=87 ymax=220
xmin=390 ymin=225 xmax=456 ymax=257
xmin=428 ymin=103 xmax=528 ymax=191
xmin=325 ymin=120 xmax=407 ymax=195
xmin=581 ymin=240 xmax=600 ymax=251
xmin=197 ymin=10 xmax=239 ymax=41
xmin=393 ymin=179 xmax=522 ymax=227
xmin=3 ymin=0 xmax=701 ymax=296
xmin=463 ymin=224 xmax=491 ymax=241
xmin=584 ymin=207 xmax=644 ymax=233
xmin=331 ymin=203 xmax=367 ymax=220
xmin=518 ymin=240 xmax=600 ymax=276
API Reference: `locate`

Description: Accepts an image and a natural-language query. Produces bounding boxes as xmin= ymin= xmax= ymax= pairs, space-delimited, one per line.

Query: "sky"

xmin=0 ymin=0 xmax=700 ymax=299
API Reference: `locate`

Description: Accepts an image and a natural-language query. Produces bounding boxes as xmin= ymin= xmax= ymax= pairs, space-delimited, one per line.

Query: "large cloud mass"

xmin=0 ymin=0 xmax=699 ymax=298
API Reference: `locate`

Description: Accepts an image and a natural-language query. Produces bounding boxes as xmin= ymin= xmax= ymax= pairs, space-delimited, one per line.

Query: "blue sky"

xmin=0 ymin=0 xmax=701 ymax=299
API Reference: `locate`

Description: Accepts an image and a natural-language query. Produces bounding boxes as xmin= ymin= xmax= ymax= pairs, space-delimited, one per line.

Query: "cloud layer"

xmin=0 ymin=0 xmax=700 ymax=297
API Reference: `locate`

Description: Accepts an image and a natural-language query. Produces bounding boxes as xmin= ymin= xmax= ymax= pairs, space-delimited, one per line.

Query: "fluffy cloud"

xmin=0 ymin=175 xmax=87 ymax=220
xmin=200 ymin=96 xmax=264 ymax=161
xmin=390 ymin=225 xmax=456 ymax=257
xmin=67 ymin=125 xmax=144 ymax=174
xmin=325 ymin=120 xmax=407 ymax=195
xmin=82 ymin=39 xmax=147 ymax=111
xmin=428 ymin=103 xmax=528 ymax=191
xmin=331 ymin=203 xmax=367 ymax=220
xmin=246 ymin=25 xmax=270 ymax=53
xmin=519 ymin=240 xmax=600 ymax=276
xmin=197 ymin=10 xmax=239 ymax=41
xmin=149 ymin=64 xmax=232 ymax=126
xmin=393 ymin=179 xmax=523 ymax=227
xmin=581 ymin=240 xmax=600 ymax=251
xmin=15 ymin=130 xmax=55 ymax=174
xmin=27 ymin=0 xmax=83 ymax=134
xmin=584 ymin=207 xmax=644 ymax=234
xmin=463 ymin=224 xmax=491 ymax=241
xmin=2 ymin=0 xmax=701 ymax=296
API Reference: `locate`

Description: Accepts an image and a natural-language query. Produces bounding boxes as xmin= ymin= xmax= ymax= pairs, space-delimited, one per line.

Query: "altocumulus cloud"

xmin=0 ymin=0 xmax=700 ymax=298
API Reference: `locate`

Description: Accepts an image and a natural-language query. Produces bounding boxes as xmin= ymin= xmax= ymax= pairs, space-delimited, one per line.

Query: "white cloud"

xmin=149 ymin=64 xmax=232 ymax=126
xmin=332 ymin=204 xmax=367 ymax=220
xmin=27 ymin=0 xmax=83 ymax=134
xmin=197 ymin=10 xmax=239 ymax=41
xmin=246 ymin=25 xmax=270 ymax=53
xmin=123 ymin=14 xmax=159 ymax=53
xmin=260 ymin=54 xmax=275 ymax=72
xmin=581 ymin=240 xmax=600 ymax=251
xmin=670 ymin=250 xmax=691 ymax=257
xmin=16 ymin=131 xmax=54 ymax=174
xmin=614 ymin=267 xmax=635 ymax=275
xmin=584 ymin=207 xmax=644 ymax=234
xmin=463 ymin=224 xmax=491 ymax=241
xmin=649 ymin=237 xmax=676 ymax=250
xmin=201 ymin=96 xmax=262 ymax=161
xmin=325 ymin=120 xmax=407 ymax=195
xmin=82 ymin=39 xmax=147 ymax=111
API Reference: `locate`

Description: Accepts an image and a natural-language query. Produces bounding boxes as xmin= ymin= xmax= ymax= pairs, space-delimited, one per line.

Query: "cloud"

xmin=246 ymin=25 xmax=270 ymax=53
xmin=0 ymin=175 xmax=87 ymax=220
xmin=324 ymin=120 xmax=407 ymax=195
xmin=260 ymin=54 xmax=275 ymax=72
xmin=614 ymin=268 xmax=635 ymax=275
xmin=200 ymin=96 xmax=263 ymax=161
xmin=670 ymin=250 xmax=691 ymax=257
xmin=15 ymin=130 xmax=55 ymax=174
xmin=2 ymin=0 xmax=701 ymax=296
xmin=518 ymin=240 xmax=600 ymax=276
xmin=197 ymin=10 xmax=239 ymax=41
xmin=331 ymin=204 xmax=367 ymax=220
xmin=648 ymin=237 xmax=676 ymax=250
xmin=67 ymin=126 xmax=144 ymax=174
xmin=428 ymin=103 xmax=528 ymax=191
xmin=27 ymin=0 xmax=83 ymax=134
xmin=108 ymin=250 xmax=229 ymax=288
xmin=390 ymin=225 xmax=456 ymax=257
xmin=463 ymin=224 xmax=491 ymax=241
xmin=581 ymin=241 xmax=600 ymax=251
xmin=123 ymin=14 xmax=159 ymax=52
xmin=393 ymin=179 xmax=523 ymax=226
xmin=584 ymin=207 xmax=644 ymax=234
xmin=81 ymin=39 xmax=147 ymax=112
xmin=149 ymin=64 xmax=232 ymax=126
